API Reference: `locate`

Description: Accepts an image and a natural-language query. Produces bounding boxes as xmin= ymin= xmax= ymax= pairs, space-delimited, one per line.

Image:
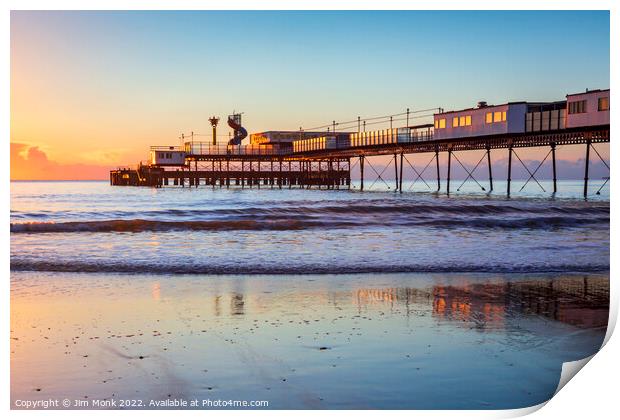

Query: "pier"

xmin=111 ymin=156 xmax=351 ymax=189
xmin=111 ymin=124 xmax=609 ymax=197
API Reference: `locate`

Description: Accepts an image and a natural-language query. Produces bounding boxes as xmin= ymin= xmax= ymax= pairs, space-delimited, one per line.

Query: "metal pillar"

xmin=289 ymin=161 xmax=292 ymax=189
xmin=399 ymin=153 xmax=404 ymax=193
xmin=435 ymin=149 xmax=440 ymax=191
xmin=507 ymin=146 xmax=513 ymax=196
xmin=551 ymin=143 xmax=557 ymax=194
xmin=487 ymin=147 xmax=493 ymax=191
xmin=278 ymin=160 xmax=282 ymax=189
xmin=347 ymin=158 xmax=352 ymax=189
xmin=446 ymin=150 xmax=452 ymax=195
xmin=393 ymin=153 xmax=399 ymax=192
xmin=270 ymin=160 xmax=274 ymax=189
xmin=584 ymin=140 xmax=591 ymax=198
xmin=248 ymin=161 xmax=252 ymax=188
xmin=226 ymin=159 xmax=230 ymax=188
xmin=360 ymin=156 xmax=365 ymax=191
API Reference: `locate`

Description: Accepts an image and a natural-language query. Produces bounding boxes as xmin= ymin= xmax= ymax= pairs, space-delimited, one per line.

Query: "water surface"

xmin=10 ymin=180 xmax=610 ymax=409
xmin=10 ymin=272 xmax=609 ymax=409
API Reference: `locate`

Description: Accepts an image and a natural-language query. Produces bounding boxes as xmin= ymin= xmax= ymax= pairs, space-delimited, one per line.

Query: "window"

xmin=158 ymin=152 xmax=164 ymax=158
xmin=453 ymin=115 xmax=471 ymax=127
xmin=568 ymin=100 xmax=587 ymax=114
xmin=598 ymin=97 xmax=609 ymax=111
xmin=487 ymin=110 xmax=506 ymax=124
xmin=435 ymin=118 xmax=446 ymax=129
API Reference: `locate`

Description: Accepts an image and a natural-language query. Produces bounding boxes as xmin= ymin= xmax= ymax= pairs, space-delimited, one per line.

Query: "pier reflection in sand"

xmin=10 ymin=272 xmax=608 ymax=409
xmin=354 ymin=277 xmax=608 ymax=330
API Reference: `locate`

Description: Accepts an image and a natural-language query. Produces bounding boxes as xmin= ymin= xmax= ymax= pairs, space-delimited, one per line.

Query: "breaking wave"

xmin=9 ymin=260 xmax=610 ymax=275
xmin=10 ymin=214 xmax=609 ymax=233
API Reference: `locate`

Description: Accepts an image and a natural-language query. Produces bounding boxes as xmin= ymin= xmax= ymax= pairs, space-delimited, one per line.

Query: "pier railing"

xmin=183 ymin=142 xmax=292 ymax=156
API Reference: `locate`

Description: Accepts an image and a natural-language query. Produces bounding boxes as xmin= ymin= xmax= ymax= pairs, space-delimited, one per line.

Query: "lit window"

xmin=459 ymin=116 xmax=466 ymax=126
xmin=493 ymin=111 xmax=502 ymax=122
xmin=485 ymin=113 xmax=493 ymax=124
xmin=439 ymin=118 xmax=446 ymax=129
xmin=502 ymin=111 xmax=506 ymax=121
xmin=465 ymin=115 xmax=472 ymax=126
xmin=598 ymin=97 xmax=609 ymax=111
xmin=434 ymin=120 xmax=439 ymax=129
xmin=452 ymin=117 xmax=459 ymax=127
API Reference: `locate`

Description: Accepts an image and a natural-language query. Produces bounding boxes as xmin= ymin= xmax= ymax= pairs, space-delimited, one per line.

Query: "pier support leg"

xmin=347 ymin=158 xmax=351 ymax=189
xmin=226 ymin=159 xmax=230 ymax=189
xmin=507 ymin=146 xmax=513 ymax=196
xmin=360 ymin=156 xmax=365 ymax=191
xmin=279 ymin=160 xmax=283 ymax=189
xmin=584 ymin=140 xmax=591 ymax=199
xmin=435 ymin=149 xmax=440 ymax=191
xmin=394 ymin=153 xmax=399 ymax=192
xmin=487 ymin=147 xmax=493 ymax=192
xmin=446 ymin=150 xmax=452 ymax=195
xmin=219 ymin=161 xmax=223 ymax=188
xmin=551 ymin=143 xmax=557 ymax=194
xmin=399 ymin=153 xmax=404 ymax=193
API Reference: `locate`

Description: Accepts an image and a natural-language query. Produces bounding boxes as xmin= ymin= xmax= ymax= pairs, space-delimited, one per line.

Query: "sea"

xmin=10 ymin=180 xmax=610 ymax=409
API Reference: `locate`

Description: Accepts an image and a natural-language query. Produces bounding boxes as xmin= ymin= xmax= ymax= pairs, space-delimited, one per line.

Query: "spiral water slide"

xmin=227 ymin=115 xmax=248 ymax=146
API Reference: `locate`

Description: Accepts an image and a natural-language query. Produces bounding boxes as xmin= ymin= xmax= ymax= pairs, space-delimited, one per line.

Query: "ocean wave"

xmin=9 ymin=260 xmax=610 ymax=275
xmin=10 ymin=202 xmax=610 ymax=221
xmin=10 ymin=214 xmax=609 ymax=233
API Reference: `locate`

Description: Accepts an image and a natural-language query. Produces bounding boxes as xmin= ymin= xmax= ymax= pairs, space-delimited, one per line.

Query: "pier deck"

xmin=110 ymin=125 xmax=609 ymax=197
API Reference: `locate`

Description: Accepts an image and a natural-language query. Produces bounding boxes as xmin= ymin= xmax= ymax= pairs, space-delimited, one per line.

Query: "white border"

xmin=3 ymin=2 xmax=616 ymax=420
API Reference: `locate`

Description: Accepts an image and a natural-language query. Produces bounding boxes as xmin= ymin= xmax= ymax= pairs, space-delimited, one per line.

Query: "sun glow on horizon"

xmin=10 ymin=10 xmax=609 ymax=180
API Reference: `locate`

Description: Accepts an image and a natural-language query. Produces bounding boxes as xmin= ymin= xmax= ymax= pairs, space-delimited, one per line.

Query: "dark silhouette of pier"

xmin=111 ymin=125 xmax=608 ymax=198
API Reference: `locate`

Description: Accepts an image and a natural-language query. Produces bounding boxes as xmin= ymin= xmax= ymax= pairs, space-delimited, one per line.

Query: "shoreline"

xmin=11 ymin=271 xmax=609 ymax=409
xmin=9 ymin=266 xmax=611 ymax=276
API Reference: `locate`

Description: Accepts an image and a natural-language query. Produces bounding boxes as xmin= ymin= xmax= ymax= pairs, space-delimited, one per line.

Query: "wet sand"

xmin=10 ymin=272 xmax=608 ymax=409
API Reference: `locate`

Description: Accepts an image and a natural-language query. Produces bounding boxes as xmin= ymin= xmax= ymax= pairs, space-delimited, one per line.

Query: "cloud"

xmin=11 ymin=143 xmax=114 ymax=180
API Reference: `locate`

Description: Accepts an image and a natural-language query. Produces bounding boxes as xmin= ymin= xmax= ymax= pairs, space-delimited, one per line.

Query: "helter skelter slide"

xmin=227 ymin=113 xmax=248 ymax=145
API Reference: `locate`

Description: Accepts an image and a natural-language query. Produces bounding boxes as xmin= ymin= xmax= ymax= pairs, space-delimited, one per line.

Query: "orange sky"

xmin=11 ymin=143 xmax=112 ymax=180
xmin=10 ymin=11 xmax=609 ymax=181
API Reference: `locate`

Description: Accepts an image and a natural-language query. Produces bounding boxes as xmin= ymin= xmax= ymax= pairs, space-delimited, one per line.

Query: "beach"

xmin=10 ymin=271 xmax=609 ymax=409
xmin=10 ymin=181 xmax=610 ymax=409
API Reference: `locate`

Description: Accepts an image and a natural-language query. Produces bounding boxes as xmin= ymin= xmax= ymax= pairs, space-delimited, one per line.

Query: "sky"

xmin=10 ymin=10 xmax=610 ymax=180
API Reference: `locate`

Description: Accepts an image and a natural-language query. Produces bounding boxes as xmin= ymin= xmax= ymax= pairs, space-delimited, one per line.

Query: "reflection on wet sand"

xmin=11 ymin=272 xmax=609 ymax=410
xmin=355 ymin=276 xmax=609 ymax=330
